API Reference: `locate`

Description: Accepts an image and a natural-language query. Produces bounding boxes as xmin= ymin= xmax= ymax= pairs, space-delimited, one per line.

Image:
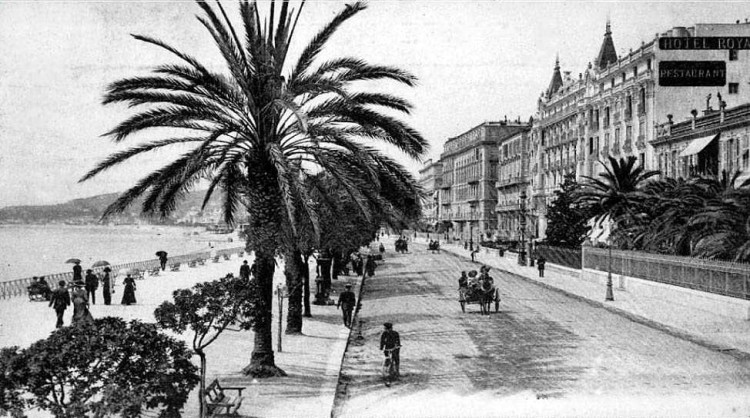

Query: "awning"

xmin=679 ymin=133 xmax=720 ymax=157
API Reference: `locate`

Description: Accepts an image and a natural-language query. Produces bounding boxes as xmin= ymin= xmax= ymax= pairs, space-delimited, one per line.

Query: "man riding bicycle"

xmin=380 ymin=322 xmax=401 ymax=378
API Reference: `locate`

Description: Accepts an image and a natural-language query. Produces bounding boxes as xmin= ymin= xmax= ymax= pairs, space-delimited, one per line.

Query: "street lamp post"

xmin=518 ymin=191 xmax=527 ymax=266
xmin=469 ymin=223 xmax=474 ymax=251
xmin=606 ymin=235 xmax=615 ymax=301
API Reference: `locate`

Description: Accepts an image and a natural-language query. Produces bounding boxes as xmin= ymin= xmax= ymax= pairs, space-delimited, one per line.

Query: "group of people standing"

xmin=47 ymin=261 xmax=138 ymax=329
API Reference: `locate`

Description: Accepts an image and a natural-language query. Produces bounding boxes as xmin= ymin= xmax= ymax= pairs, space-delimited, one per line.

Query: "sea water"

xmin=0 ymin=224 xmax=239 ymax=281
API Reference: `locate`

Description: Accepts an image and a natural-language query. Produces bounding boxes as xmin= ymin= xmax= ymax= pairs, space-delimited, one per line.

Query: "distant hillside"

xmin=0 ymin=190 xmax=227 ymax=225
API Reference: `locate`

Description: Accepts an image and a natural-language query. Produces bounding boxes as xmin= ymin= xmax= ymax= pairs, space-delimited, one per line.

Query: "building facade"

xmin=495 ymin=129 xmax=534 ymax=241
xmin=653 ymin=102 xmax=750 ymax=183
xmin=530 ymin=21 xmax=750 ymax=239
xmin=438 ymin=121 xmax=529 ymax=242
xmin=417 ymin=159 xmax=443 ymax=229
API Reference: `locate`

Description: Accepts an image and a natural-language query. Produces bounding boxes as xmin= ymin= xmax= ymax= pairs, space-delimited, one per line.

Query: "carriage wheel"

xmin=459 ymin=300 xmax=465 ymax=313
xmin=494 ymin=290 xmax=500 ymax=312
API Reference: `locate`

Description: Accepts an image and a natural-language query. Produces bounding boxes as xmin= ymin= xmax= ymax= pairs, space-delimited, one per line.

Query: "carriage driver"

xmin=479 ymin=266 xmax=494 ymax=291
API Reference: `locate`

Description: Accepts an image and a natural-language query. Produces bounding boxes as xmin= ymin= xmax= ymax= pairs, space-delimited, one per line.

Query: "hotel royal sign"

xmin=658 ymin=37 xmax=750 ymax=87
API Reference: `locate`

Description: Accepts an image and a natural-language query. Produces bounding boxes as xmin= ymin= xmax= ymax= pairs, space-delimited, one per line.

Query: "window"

xmin=647 ymin=59 xmax=651 ymax=71
xmin=634 ymin=66 xmax=638 ymax=78
xmin=729 ymin=83 xmax=739 ymax=94
xmin=622 ymin=73 xmax=626 ymax=83
xmin=589 ymin=138 xmax=594 ymax=154
xmin=729 ymin=49 xmax=739 ymax=61
xmin=640 ymin=153 xmax=645 ymax=166
xmin=611 ymin=78 xmax=615 ymax=88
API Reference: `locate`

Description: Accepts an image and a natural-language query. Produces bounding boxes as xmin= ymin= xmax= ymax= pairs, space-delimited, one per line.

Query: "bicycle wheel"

xmin=382 ymin=358 xmax=392 ymax=386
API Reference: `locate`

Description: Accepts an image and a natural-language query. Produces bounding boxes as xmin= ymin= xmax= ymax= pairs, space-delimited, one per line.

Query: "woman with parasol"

xmin=66 ymin=258 xmax=83 ymax=283
xmin=156 ymin=251 xmax=168 ymax=271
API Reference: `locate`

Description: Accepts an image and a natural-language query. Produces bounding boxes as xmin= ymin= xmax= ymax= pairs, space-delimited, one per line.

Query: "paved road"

xmin=334 ymin=240 xmax=750 ymax=417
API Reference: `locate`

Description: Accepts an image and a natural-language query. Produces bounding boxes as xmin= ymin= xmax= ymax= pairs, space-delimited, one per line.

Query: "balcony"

xmin=440 ymin=178 xmax=453 ymax=188
xmin=612 ymin=141 xmax=620 ymax=155
xmin=496 ymin=202 xmax=520 ymax=212
xmin=496 ymin=176 xmax=528 ymax=187
xmin=613 ymin=112 xmax=620 ymax=124
xmin=638 ymin=104 xmax=646 ymax=116
xmin=467 ymin=173 xmax=480 ymax=183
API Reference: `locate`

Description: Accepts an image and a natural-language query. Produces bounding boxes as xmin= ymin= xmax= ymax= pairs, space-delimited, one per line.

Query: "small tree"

xmin=0 ymin=318 xmax=198 ymax=418
xmin=154 ymin=275 xmax=256 ymax=418
xmin=545 ymin=174 xmax=592 ymax=247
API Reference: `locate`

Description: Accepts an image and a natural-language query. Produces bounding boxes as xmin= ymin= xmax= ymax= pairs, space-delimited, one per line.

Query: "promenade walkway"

xmin=0 ymin=247 xmax=362 ymax=418
xmin=434 ymin=240 xmax=750 ymax=358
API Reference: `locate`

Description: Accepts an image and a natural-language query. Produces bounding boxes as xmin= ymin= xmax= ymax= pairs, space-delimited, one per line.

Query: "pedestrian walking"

xmin=101 ymin=268 xmax=112 ymax=305
xmin=85 ymin=269 xmax=98 ymax=305
xmin=72 ymin=261 xmax=83 ymax=283
xmin=364 ymin=255 xmax=376 ymax=277
xmin=121 ymin=274 xmax=137 ymax=305
xmin=239 ymin=260 xmax=251 ymax=280
xmin=70 ymin=283 xmax=94 ymax=325
xmin=49 ymin=281 xmax=70 ymax=328
xmin=337 ymin=283 xmax=356 ymax=328
xmin=470 ymin=248 xmax=478 ymax=262
xmin=537 ymin=256 xmax=546 ymax=278
xmin=380 ymin=322 xmax=401 ymax=377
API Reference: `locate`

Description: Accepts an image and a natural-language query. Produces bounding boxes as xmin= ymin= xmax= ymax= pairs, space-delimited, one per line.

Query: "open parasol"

xmin=91 ymin=260 xmax=111 ymax=268
xmin=65 ymin=258 xmax=81 ymax=264
xmin=155 ymin=251 xmax=168 ymax=257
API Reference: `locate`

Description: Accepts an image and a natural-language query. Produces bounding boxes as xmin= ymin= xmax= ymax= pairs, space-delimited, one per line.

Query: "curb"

xmin=330 ymin=266 xmax=370 ymax=418
xmin=437 ymin=243 xmax=750 ymax=362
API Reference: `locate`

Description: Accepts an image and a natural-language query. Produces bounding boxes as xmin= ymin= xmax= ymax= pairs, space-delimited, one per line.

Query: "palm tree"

xmin=575 ymin=156 xmax=659 ymax=300
xmin=81 ymin=0 xmax=426 ymax=377
xmin=691 ymin=172 xmax=750 ymax=261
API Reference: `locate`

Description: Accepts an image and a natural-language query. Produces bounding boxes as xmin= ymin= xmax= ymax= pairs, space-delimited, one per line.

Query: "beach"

xmin=0 ymin=224 xmax=239 ymax=282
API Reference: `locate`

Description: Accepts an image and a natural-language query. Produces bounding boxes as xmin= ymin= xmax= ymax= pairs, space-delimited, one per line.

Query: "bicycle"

xmin=382 ymin=346 xmax=401 ymax=386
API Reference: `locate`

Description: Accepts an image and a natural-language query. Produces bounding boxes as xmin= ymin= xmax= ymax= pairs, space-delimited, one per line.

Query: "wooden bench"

xmin=223 ymin=254 xmax=231 ymax=261
xmin=197 ymin=258 xmax=206 ymax=266
xmin=205 ymin=379 xmax=245 ymax=417
xmin=170 ymin=263 xmax=181 ymax=272
xmin=213 ymin=256 xmax=221 ymax=263
xmin=149 ymin=267 xmax=160 ymax=277
xmin=132 ymin=269 xmax=145 ymax=280
xmin=188 ymin=260 xmax=198 ymax=268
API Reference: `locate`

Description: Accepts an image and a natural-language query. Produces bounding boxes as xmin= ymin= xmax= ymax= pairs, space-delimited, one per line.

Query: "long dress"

xmin=121 ymin=276 xmax=137 ymax=305
xmin=102 ymin=273 xmax=112 ymax=305
xmin=71 ymin=287 xmax=94 ymax=324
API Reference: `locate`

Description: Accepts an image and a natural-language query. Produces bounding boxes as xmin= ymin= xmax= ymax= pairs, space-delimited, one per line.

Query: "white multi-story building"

xmin=417 ymin=159 xmax=442 ymax=229
xmin=530 ymin=20 xmax=750 ymax=239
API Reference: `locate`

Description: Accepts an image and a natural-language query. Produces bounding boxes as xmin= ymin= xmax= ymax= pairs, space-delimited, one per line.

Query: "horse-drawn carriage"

xmin=458 ymin=270 xmax=500 ymax=315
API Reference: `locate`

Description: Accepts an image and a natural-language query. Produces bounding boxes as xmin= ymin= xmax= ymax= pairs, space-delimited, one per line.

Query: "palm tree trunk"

xmin=303 ymin=253 xmax=312 ymax=317
xmin=243 ymin=248 xmax=286 ymax=377
xmin=285 ymin=248 xmax=304 ymax=334
xmin=242 ymin=161 xmax=286 ymax=378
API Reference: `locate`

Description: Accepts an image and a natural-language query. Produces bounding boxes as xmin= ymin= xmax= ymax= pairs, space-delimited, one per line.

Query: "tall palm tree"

xmin=575 ymin=156 xmax=659 ymax=300
xmin=81 ymin=0 xmax=427 ymax=377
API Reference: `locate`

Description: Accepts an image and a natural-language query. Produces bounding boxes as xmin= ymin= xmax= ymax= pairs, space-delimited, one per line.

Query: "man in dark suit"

xmin=336 ymin=283 xmax=356 ymax=328
xmin=239 ymin=260 xmax=251 ymax=280
xmin=85 ymin=269 xmax=99 ymax=304
xmin=49 ymin=281 xmax=71 ymax=328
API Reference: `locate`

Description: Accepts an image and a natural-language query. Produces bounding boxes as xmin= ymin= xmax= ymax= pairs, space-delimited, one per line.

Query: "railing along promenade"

xmin=0 ymin=246 xmax=246 ymax=300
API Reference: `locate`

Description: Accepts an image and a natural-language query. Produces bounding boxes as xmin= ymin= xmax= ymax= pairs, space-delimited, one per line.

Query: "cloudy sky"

xmin=1 ymin=1 xmax=748 ymax=207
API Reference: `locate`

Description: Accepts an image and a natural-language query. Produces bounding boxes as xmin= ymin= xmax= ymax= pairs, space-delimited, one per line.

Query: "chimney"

xmin=691 ymin=109 xmax=698 ymax=129
xmin=720 ymin=100 xmax=727 ymax=123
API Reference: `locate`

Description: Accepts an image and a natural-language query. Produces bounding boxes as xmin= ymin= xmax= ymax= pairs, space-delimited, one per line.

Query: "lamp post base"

xmin=605 ymin=273 xmax=615 ymax=301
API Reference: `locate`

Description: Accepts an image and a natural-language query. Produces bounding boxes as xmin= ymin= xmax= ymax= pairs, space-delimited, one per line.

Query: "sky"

xmin=1 ymin=0 xmax=749 ymax=207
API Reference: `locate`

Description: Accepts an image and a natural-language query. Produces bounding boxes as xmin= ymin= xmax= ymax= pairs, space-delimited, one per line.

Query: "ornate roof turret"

xmin=595 ymin=20 xmax=618 ymax=70
xmin=546 ymin=55 xmax=563 ymax=99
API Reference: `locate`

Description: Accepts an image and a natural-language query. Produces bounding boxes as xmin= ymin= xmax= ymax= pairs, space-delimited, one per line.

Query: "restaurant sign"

xmin=658 ymin=61 xmax=726 ymax=87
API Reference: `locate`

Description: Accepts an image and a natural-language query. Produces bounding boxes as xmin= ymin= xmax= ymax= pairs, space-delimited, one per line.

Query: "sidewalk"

xmin=434 ymin=239 xmax=750 ymax=358
xmin=1 ymin=249 xmax=361 ymax=418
